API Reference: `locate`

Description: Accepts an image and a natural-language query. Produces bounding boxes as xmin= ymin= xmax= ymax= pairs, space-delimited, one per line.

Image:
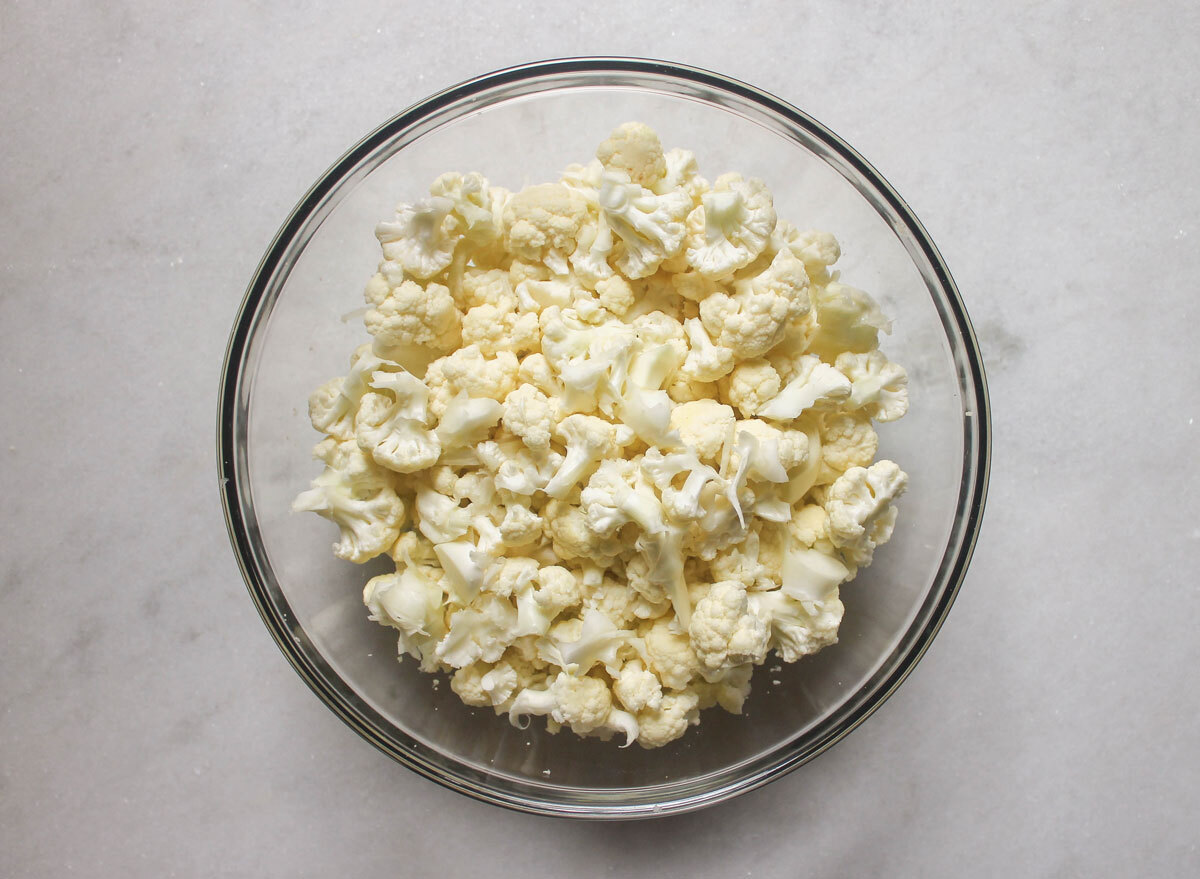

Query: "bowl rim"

xmin=217 ymin=56 xmax=991 ymax=819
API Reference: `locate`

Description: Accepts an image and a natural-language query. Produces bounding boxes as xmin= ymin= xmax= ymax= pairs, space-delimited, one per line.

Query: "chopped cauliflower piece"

xmin=295 ymin=123 xmax=910 ymax=748
xmin=684 ymin=174 xmax=777 ymax=279
xmin=596 ymin=122 xmax=667 ymax=188
xmin=364 ymin=279 xmax=462 ymax=359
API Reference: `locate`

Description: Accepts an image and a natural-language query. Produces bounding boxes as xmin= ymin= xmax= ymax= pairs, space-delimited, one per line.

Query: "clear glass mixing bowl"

xmin=217 ymin=58 xmax=990 ymax=818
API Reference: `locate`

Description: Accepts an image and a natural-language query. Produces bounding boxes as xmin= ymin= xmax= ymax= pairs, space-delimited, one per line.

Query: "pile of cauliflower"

xmin=294 ymin=123 xmax=909 ymax=749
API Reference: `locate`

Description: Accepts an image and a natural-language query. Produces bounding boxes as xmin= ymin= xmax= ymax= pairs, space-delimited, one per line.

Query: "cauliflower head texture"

xmin=294 ymin=123 xmax=910 ymax=749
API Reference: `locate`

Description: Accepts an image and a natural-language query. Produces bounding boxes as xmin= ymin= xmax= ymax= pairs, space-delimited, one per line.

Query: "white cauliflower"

xmin=835 ymin=350 xmax=910 ymax=422
xmin=688 ymin=580 xmax=771 ymax=674
xmin=807 ymin=281 xmax=893 ymax=359
xmin=364 ymin=279 xmax=462 ymax=359
xmin=501 ymin=383 xmax=557 ymax=453
xmin=599 ymin=174 xmax=691 ymax=279
xmin=818 ymin=411 xmax=879 ymax=482
xmin=423 ymin=344 xmax=519 ymax=418
xmin=543 ymin=414 xmax=636 ymax=499
xmin=684 ymin=174 xmax=777 ymax=279
xmin=292 ymin=440 xmax=405 ymax=563
xmin=697 ymin=247 xmax=810 ymax=360
xmin=643 ymin=617 xmax=701 ymax=690
xmin=502 ymin=183 xmax=589 ymax=275
xmin=596 ymin=122 xmax=667 ymax=188
xmin=635 ymin=691 xmax=700 ymax=748
xmin=681 ymin=317 xmax=736 ymax=382
xmin=755 ymin=589 xmax=844 ymax=663
xmin=296 ymin=122 xmax=911 ymax=749
xmin=824 ymin=460 xmax=908 ymax=572
xmin=757 ymin=354 xmax=852 ymax=421
xmin=669 ymin=399 xmax=736 ymax=465
xmin=307 ymin=344 xmax=401 ymax=441
xmin=374 ymin=197 xmax=459 ymax=280
xmin=612 ymin=659 xmax=663 ymax=713
xmin=720 ymin=358 xmax=782 ymax=416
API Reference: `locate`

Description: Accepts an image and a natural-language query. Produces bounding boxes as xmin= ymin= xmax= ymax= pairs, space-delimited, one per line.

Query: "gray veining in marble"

xmin=3 ymin=2 xmax=1199 ymax=876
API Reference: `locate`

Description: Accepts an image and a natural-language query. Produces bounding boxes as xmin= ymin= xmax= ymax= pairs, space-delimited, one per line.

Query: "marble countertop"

xmin=3 ymin=2 xmax=1198 ymax=875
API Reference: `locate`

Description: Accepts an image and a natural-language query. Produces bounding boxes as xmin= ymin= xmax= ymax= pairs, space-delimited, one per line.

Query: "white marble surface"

xmin=3 ymin=2 xmax=1198 ymax=875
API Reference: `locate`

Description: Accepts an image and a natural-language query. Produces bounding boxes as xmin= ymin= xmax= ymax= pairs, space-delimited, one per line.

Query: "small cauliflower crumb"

xmin=295 ymin=123 xmax=909 ymax=749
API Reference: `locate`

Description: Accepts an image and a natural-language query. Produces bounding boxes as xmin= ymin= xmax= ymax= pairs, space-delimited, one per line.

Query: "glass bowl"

xmin=217 ymin=58 xmax=990 ymax=818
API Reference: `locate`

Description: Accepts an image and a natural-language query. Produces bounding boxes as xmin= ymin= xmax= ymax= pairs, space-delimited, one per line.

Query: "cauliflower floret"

xmin=639 ymin=447 xmax=721 ymax=523
xmin=719 ymin=358 xmax=781 ymax=417
xmin=543 ymin=414 xmax=636 ymax=499
xmin=818 ymin=411 xmax=878 ymax=482
xmin=643 ymin=617 xmax=701 ymax=690
xmin=502 ymin=183 xmax=589 ymax=275
xmin=667 ymin=375 xmax=719 ymax=404
xmin=708 ymin=532 xmax=768 ymax=589
xmin=539 ymin=607 xmax=633 ymax=675
xmin=681 ymin=317 xmax=736 ymax=383
xmin=354 ymin=391 xmax=441 ymax=474
xmin=501 ymin=384 xmax=557 ymax=453
xmin=580 ymin=458 xmax=668 ymax=538
xmin=450 ymin=661 xmax=495 ymax=707
xmin=454 ymin=267 xmax=515 ymax=311
xmin=596 ymin=122 xmax=667 ymax=188
xmin=598 ymin=174 xmax=691 ymax=279
xmin=517 ymin=353 xmax=560 ymax=397
xmin=594 ymin=274 xmax=636 ymax=316
xmin=758 ymin=354 xmax=852 ymax=422
xmin=635 ymin=690 xmax=700 ymax=748
xmin=688 ymin=580 xmax=771 ymax=675
xmin=807 ymin=281 xmax=893 ymax=359
xmin=781 ymin=545 xmax=850 ymax=603
xmin=568 ymin=212 xmax=616 ymax=290
xmin=374 ymin=197 xmax=459 ymax=280
xmin=612 ymin=658 xmax=664 ymax=713
xmin=292 ymin=440 xmax=405 ymax=563
xmin=479 ymin=657 xmax=532 ymax=706
xmin=307 ymin=345 xmax=402 ymax=441
xmin=364 ymin=279 xmax=462 ymax=359
xmin=543 ymin=499 xmax=623 ymax=562
xmin=533 ymin=565 xmax=585 ymax=616
xmin=683 ymin=480 xmax=750 ymax=561
xmin=428 ymin=171 xmax=506 ymax=251
xmin=483 ymin=441 xmax=561 ymax=496
xmin=824 ymin=460 xmax=908 ymax=572
xmin=669 ymin=399 xmax=735 ymax=465
xmin=423 ymin=345 xmax=519 ymax=418
xmin=651 ymin=148 xmax=708 ymax=200
xmin=413 ymin=485 xmax=471 ymax=544
xmin=684 ymin=174 xmax=777 ymax=279
xmin=691 ymin=662 xmax=754 ymax=714
xmin=698 ymin=247 xmax=810 ymax=360
xmin=363 ymin=560 xmax=445 ymax=666
xmin=773 ymin=223 xmax=841 ymax=284
xmin=435 ymin=593 xmax=519 ymax=668
xmin=488 ymin=556 xmax=540 ymax=599
xmin=498 ymin=503 xmax=543 ymax=548
xmin=623 ymin=554 xmax=668 ymax=606
xmin=434 ymin=392 xmax=503 ymax=451
xmin=729 ymin=419 xmax=810 ymax=484
xmin=788 ymin=503 xmax=831 ymax=549
xmin=585 ymin=575 xmax=648 ymax=627
xmin=461 ymin=302 xmax=541 ymax=358
xmin=755 ymin=589 xmax=844 ymax=663
xmin=835 ymin=350 xmax=909 ymax=423
xmin=632 ymin=311 xmax=689 ymax=366
xmin=508 ymin=672 xmax=614 ymax=735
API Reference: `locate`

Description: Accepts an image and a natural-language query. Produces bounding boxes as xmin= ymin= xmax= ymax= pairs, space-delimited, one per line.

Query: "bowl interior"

xmin=225 ymin=62 xmax=986 ymax=816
